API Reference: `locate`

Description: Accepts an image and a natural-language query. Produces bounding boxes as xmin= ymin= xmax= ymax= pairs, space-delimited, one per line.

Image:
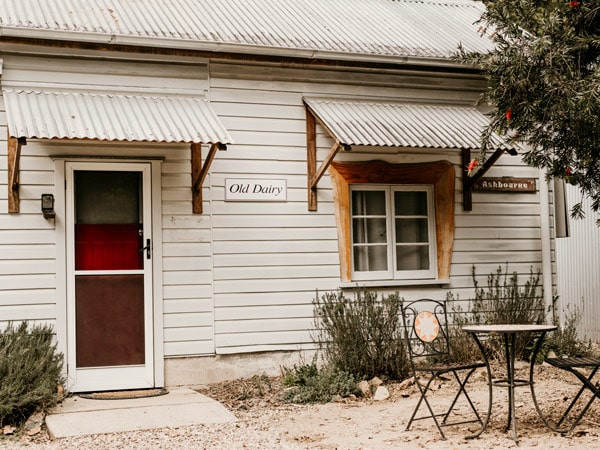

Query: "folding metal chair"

xmin=530 ymin=354 xmax=600 ymax=434
xmin=400 ymin=299 xmax=492 ymax=440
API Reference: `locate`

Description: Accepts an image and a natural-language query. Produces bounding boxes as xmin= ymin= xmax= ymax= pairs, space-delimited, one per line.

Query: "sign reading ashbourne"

xmin=474 ymin=177 xmax=537 ymax=193
xmin=225 ymin=178 xmax=287 ymax=201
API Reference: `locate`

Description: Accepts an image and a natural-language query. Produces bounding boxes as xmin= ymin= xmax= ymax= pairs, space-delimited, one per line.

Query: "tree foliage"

xmin=463 ymin=1 xmax=600 ymax=217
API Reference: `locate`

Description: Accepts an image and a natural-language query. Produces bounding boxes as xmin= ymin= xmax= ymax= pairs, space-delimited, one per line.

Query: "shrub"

xmin=0 ymin=322 xmax=65 ymax=426
xmin=282 ymin=359 xmax=359 ymax=404
xmin=539 ymin=307 xmax=596 ymax=360
xmin=312 ymin=288 xmax=409 ymax=380
xmin=448 ymin=265 xmax=545 ymax=362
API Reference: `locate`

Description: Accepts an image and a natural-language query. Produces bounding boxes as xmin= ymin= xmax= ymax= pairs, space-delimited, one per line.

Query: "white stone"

xmin=373 ymin=386 xmax=390 ymax=401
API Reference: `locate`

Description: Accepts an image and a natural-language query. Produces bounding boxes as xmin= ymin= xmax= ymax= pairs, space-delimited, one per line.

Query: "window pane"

xmin=395 ymin=218 xmax=429 ymax=243
xmin=396 ymin=245 xmax=430 ymax=270
xmin=354 ymin=245 xmax=388 ymax=271
xmin=352 ymin=190 xmax=386 ymax=215
xmin=74 ymin=171 xmax=143 ymax=271
xmin=353 ymin=218 xmax=387 ymax=243
xmin=394 ymin=191 xmax=427 ymax=215
xmin=75 ymin=171 xmax=141 ymax=225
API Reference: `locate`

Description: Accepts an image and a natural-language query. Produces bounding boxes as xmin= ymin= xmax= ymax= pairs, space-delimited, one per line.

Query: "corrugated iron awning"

xmin=2 ymin=88 xmax=233 ymax=144
xmin=3 ymin=88 xmax=233 ymax=215
xmin=303 ymin=97 xmax=516 ymax=151
xmin=303 ymin=97 xmax=519 ymax=212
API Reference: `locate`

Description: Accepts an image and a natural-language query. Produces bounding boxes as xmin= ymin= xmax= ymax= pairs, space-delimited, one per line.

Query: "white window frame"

xmin=350 ymin=184 xmax=437 ymax=281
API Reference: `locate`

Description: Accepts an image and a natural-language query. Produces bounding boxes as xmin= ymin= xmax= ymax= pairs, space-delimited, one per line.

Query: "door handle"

xmin=139 ymin=238 xmax=151 ymax=259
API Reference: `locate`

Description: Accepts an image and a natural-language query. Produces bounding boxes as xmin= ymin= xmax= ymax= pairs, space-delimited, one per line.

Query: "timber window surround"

xmin=330 ymin=160 xmax=455 ymax=285
xmin=351 ymin=185 xmax=436 ymax=281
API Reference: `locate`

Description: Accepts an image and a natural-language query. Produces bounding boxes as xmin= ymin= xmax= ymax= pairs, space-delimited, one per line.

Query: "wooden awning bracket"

xmin=306 ymin=105 xmax=352 ymax=211
xmin=7 ymin=134 xmax=26 ymax=214
xmin=192 ymin=142 xmax=227 ymax=214
xmin=462 ymin=147 xmax=518 ymax=211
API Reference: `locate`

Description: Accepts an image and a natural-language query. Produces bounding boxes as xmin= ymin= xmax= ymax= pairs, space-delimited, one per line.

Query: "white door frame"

xmin=61 ymin=160 xmax=162 ymax=392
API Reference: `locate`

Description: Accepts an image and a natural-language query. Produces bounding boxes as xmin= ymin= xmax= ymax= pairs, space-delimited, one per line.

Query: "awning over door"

xmin=3 ymin=88 xmax=233 ymax=144
xmin=3 ymin=88 xmax=233 ymax=214
xmin=303 ymin=97 xmax=519 ymax=211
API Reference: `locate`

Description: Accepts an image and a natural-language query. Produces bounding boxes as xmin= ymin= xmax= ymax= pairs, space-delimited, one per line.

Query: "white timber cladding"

xmin=0 ymin=55 xmax=216 ymax=357
xmin=208 ymin=61 xmax=547 ymax=354
xmin=0 ymin=103 xmax=57 ymax=329
xmin=0 ymin=54 xmax=553 ymax=358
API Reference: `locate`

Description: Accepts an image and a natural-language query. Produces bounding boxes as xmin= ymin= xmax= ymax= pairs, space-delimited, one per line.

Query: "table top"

xmin=462 ymin=324 xmax=557 ymax=334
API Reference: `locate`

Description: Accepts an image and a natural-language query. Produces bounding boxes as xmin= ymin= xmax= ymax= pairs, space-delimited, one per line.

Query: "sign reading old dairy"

xmin=225 ymin=178 xmax=287 ymax=201
xmin=474 ymin=177 xmax=537 ymax=193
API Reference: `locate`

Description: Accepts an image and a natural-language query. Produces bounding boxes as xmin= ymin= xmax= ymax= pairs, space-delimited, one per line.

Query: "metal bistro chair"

xmin=530 ymin=336 xmax=600 ymax=434
xmin=401 ymin=299 xmax=492 ymax=440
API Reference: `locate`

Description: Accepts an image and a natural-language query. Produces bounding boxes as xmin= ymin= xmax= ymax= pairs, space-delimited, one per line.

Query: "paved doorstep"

xmin=45 ymin=387 xmax=237 ymax=439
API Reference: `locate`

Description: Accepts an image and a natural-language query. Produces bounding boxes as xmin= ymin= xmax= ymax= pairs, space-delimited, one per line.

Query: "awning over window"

xmin=303 ymin=97 xmax=519 ymax=212
xmin=303 ymin=97 xmax=517 ymax=151
xmin=2 ymin=88 xmax=233 ymax=144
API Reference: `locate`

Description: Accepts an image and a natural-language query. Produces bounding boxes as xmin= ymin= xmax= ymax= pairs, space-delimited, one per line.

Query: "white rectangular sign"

xmin=225 ymin=178 xmax=287 ymax=201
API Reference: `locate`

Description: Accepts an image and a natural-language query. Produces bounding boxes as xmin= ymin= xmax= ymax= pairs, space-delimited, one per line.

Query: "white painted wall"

xmin=0 ymin=55 xmax=216 ymax=361
xmin=0 ymin=54 xmax=553 ymax=370
xmin=208 ymin=61 xmax=548 ymax=354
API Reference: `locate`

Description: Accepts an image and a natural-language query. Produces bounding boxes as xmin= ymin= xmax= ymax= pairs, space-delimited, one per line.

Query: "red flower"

xmin=467 ymin=159 xmax=479 ymax=176
xmin=569 ymin=1 xmax=580 ymax=6
xmin=565 ymin=167 xmax=572 ymax=176
xmin=505 ymin=108 xmax=512 ymax=121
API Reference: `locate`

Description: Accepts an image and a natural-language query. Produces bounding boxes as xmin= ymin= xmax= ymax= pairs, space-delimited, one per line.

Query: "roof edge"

xmin=0 ymin=26 xmax=480 ymax=70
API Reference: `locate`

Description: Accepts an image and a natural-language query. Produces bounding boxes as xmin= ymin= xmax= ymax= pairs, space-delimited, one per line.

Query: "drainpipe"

xmin=539 ymin=169 xmax=555 ymax=324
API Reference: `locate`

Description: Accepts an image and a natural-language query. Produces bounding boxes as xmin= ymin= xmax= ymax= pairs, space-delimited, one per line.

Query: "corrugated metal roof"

xmin=0 ymin=0 xmax=492 ymax=61
xmin=2 ymin=88 xmax=233 ymax=144
xmin=304 ymin=97 xmax=517 ymax=151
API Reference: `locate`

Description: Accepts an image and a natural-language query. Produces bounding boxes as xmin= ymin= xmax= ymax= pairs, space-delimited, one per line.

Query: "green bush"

xmin=448 ymin=265 xmax=545 ymax=362
xmin=282 ymin=359 xmax=359 ymax=404
xmin=312 ymin=288 xmax=409 ymax=380
xmin=539 ymin=307 xmax=596 ymax=360
xmin=0 ymin=322 xmax=65 ymax=426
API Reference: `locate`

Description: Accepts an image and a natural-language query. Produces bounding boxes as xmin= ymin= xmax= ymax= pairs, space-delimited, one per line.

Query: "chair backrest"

xmin=401 ymin=298 xmax=451 ymax=366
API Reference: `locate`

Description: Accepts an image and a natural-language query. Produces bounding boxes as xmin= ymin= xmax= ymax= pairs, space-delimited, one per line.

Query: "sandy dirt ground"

xmin=3 ymin=362 xmax=600 ymax=449
xmin=211 ymin=362 xmax=600 ymax=449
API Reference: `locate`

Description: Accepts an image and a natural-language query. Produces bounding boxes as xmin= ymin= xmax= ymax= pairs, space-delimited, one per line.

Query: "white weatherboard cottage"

xmin=0 ymin=0 xmax=557 ymax=392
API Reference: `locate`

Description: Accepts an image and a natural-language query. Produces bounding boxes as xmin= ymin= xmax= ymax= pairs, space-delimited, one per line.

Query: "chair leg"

xmin=532 ymin=366 xmax=600 ymax=434
xmin=558 ymin=367 xmax=600 ymax=433
xmin=445 ymin=368 xmax=482 ymax=424
xmin=406 ymin=373 xmax=447 ymax=440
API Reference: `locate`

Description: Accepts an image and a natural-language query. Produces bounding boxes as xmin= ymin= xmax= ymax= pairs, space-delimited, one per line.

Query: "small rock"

xmin=26 ymin=425 xmax=42 ymax=436
xmin=369 ymin=377 xmax=384 ymax=388
xmin=373 ymin=386 xmax=390 ymax=401
xmin=25 ymin=411 xmax=45 ymax=434
xmin=2 ymin=425 xmax=15 ymax=435
xmin=358 ymin=380 xmax=371 ymax=397
xmin=398 ymin=377 xmax=415 ymax=390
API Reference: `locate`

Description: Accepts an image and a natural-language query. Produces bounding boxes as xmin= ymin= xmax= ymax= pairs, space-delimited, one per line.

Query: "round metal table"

xmin=462 ymin=324 xmax=557 ymax=443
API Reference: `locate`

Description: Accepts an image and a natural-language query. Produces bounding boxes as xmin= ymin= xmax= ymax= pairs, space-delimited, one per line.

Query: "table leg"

xmin=503 ymin=333 xmax=518 ymax=442
xmin=465 ymin=332 xmax=493 ymax=439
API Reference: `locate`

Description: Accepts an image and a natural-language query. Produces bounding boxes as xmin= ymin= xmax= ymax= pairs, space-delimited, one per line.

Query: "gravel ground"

xmin=2 ymin=364 xmax=600 ymax=449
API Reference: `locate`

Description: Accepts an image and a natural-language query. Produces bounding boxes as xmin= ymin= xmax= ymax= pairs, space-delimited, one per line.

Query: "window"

xmin=351 ymin=185 xmax=436 ymax=281
xmin=328 ymin=160 xmax=455 ymax=285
